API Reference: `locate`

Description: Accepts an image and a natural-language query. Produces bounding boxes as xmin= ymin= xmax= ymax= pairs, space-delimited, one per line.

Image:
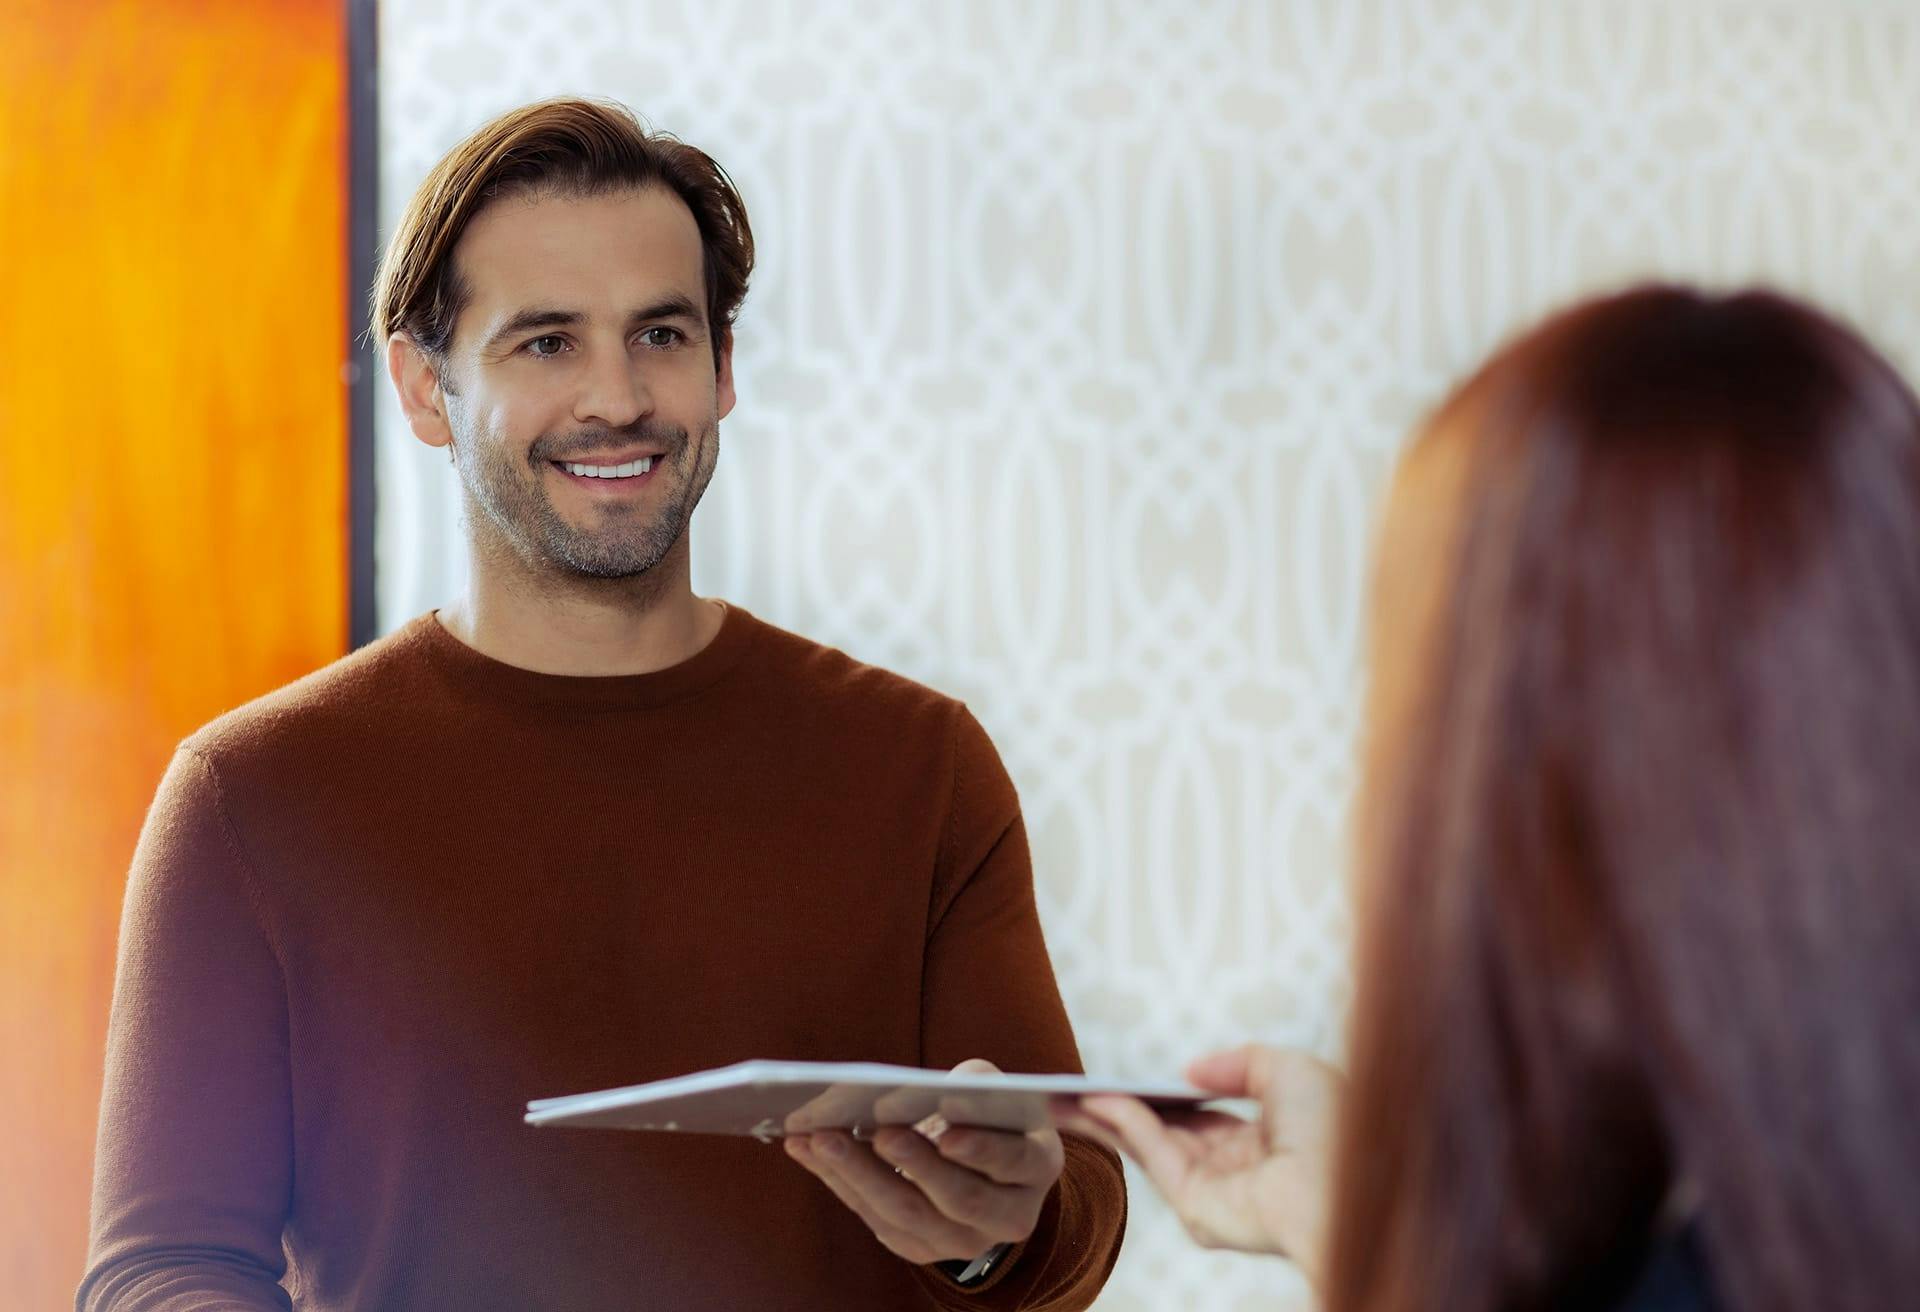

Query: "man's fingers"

xmin=936 ymin=1059 xmax=1009 ymax=1131
xmin=873 ymin=1128 xmax=1038 ymax=1239
xmin=785 ymin=1137 xmax=941 ymax=1263
xmin=931 ymin=1125 xmax=1061 ymax=1188
xmin=784 ymin=1060 xmax=1069 ymax=1265
xmin=783 ymin=1081 xmax=877 ymax=1135
xmin=786 ymin=1136 xmax=950 ymax=1263
xmin=798 ymin=1131 xmax=984 ymax=1258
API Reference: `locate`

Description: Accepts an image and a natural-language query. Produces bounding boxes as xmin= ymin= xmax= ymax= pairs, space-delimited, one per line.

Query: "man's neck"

xmin=438 ymin=536 xmax=725 ymax=677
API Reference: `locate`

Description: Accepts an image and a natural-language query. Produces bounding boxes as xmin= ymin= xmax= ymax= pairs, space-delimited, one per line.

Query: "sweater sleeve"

xmin=77 ymin=749 xmax=294 ymax=1312
xmin=911 ymin=707 xmax=1127 ymax=1312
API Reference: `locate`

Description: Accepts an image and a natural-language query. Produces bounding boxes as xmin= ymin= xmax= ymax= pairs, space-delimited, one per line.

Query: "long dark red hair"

xmin=1326 ymin=286 xmax=1920 ymax=1312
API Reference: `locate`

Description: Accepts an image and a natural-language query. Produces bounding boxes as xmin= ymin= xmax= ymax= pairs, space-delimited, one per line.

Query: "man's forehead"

xmin=453 ymin=184 xmax=706 ymax=315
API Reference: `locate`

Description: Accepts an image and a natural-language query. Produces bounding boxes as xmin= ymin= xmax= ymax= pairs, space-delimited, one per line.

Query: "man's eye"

xmin=526 ymin=335 xmax=568 ymax=357
xmin=641 ymin=327 xmax=682 ymax=349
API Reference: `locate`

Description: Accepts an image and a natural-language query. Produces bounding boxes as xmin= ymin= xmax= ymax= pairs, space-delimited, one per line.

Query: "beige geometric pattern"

xmin=375 ymin=3 xmax=1920 ymax=1305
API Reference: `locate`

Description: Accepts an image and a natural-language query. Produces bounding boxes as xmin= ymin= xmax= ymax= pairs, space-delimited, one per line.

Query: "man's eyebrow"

xmin=629 ymin=294 xmax=704 ymax=326
xmin=483 ymin=307 xmax=583 ymax=351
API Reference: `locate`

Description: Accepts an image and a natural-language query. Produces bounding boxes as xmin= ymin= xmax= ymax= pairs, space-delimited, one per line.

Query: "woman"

xmin=1058 ymin=286 xmax=1920 ymax=1312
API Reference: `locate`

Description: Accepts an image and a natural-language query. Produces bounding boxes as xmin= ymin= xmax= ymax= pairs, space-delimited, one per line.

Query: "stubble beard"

xmin=451 ymin=411 xmax=719 ymax=583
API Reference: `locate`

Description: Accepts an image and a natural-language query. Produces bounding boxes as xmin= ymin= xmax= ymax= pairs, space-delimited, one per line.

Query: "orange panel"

xmin=0 ymin=0 xmax=348 ymax=1302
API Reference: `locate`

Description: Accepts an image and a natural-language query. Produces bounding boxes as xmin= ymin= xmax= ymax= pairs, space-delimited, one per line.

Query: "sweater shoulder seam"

xmin=176 ymin=744 xmax=294 ymax=988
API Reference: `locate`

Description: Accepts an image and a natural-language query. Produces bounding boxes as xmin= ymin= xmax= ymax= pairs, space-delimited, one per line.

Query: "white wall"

xmin=374 ymin=3 xmax=1920 ymax=1306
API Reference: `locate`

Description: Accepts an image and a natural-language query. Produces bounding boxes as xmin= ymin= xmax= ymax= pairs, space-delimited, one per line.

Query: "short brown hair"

xmin=1328 ymin=286 xmax=1920 ymax=1312
xmin=370 ymin=97 xmax=753 ymax=370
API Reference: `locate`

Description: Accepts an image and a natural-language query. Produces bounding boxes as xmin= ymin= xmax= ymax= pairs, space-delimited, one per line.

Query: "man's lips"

xmin=548 ymin=451 xmax=666 ymax=485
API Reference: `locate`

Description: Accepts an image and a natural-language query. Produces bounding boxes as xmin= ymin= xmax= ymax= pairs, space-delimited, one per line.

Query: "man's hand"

xmin=1050 ymin=1044 xmax=1340 ymax=1284
xmin=784 ymin=1058 xmax=1064 ymax=1267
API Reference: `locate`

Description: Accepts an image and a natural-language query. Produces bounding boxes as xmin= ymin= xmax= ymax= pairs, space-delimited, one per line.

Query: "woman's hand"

xmin=1052 ymin=1044 xmax=1341 ymax=1284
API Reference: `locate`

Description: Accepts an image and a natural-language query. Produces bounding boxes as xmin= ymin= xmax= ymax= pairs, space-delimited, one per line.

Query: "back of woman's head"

xmin=1327 ymin=285 xmax=1920 ymax=1312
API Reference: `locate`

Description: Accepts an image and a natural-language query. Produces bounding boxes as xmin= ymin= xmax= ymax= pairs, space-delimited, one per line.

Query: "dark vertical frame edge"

xmin=347 ymin=0 xmax=379 ymax=648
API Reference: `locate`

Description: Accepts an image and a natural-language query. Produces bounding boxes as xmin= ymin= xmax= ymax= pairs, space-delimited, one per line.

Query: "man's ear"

xmin=387 ymin=332 xmax=454 ymax=449
xmin=714 ymin=331 xmax=737 ymax=423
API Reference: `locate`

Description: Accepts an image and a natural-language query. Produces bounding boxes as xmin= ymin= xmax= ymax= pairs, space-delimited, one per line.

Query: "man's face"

xmin=434 ymin=185 xmax=734 ymax=580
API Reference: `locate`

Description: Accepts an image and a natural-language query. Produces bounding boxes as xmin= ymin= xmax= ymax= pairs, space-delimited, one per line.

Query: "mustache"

xmin=529 ymin=421 xmax=691 ymax=465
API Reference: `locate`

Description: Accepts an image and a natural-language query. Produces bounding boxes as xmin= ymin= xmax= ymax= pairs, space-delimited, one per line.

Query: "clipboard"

xmin=525 ymin=1059 xmax=1213 ymax=1142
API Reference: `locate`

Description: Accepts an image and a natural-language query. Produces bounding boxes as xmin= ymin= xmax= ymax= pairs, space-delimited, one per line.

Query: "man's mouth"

xmin=553 ymin=455 xmax=657 ymax=481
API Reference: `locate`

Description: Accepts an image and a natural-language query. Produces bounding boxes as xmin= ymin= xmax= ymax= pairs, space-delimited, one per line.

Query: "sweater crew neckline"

xmin=407 ymin=602 xmax=759 ymax=710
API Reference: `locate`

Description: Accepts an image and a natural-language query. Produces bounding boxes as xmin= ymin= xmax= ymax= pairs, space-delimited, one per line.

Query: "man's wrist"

xmin=935 ymin=1241 xmax=1012 ymax=1286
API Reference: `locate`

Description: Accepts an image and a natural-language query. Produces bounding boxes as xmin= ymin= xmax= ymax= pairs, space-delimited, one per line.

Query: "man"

xmin=80 ymin=98 xmax=1124 ymax=1310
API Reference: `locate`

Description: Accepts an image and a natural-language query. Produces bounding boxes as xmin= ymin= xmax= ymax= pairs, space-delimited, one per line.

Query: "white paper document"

xmin=525 ymin=1060 xmax=1213 ymax=1141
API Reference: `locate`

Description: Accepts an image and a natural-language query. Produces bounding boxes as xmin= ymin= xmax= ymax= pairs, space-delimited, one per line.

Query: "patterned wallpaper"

xmin=374 ymin=3 xmax=1920 ymax=1305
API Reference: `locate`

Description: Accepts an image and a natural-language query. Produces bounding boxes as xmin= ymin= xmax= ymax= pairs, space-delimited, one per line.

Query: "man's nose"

xmin=572 ymin=348 xmax=651 ymax=430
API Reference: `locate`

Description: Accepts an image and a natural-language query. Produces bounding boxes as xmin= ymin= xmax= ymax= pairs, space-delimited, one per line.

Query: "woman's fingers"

xmin=1187 ymin=1046 xmax=1344 ymax=1144
xmin=1076 ymin=1094 xmax=1196 ymax=1199
xmin=1184 ymin=1044 xmax=1261 ymax=1096
xmin=1153 ymin=1107 xmax=1253 ymax=1134
xmin=1049 ymin=1099 xmax=1126 ymax=1154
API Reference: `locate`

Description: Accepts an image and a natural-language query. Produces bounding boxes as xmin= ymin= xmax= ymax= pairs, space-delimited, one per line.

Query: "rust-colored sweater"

xmin=80 ymin=607 xmax=1125 ymax=1311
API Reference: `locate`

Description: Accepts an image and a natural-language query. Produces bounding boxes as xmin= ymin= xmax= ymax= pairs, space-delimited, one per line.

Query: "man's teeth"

xmin=563 ymin=457 xmax=654 ymax=479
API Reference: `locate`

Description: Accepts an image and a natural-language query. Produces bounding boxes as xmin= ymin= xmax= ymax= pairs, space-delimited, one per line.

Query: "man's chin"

xmin=540 ymin=534 xmax=677 ymax=581
xmin=552 ymin=554 xmax=665 ymax=581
